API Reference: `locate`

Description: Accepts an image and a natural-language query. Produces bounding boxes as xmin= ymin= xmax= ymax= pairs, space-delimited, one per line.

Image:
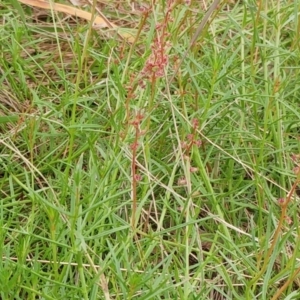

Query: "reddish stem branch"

xmin=250 ymin=165 xmax=300 ymax=289
xmin=130 ymin=112 xmax=143 ymax=229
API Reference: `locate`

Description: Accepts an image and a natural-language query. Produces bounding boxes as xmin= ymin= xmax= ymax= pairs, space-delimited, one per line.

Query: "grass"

xmin=1 ymin=0 xmax=300 ymax=299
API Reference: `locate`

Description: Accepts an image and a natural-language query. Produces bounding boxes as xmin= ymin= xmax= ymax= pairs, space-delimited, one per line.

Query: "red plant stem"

xmin=131 ymin=125 xmax=140 ymax=229
xmin=271 ymin=266 xmax=300 ymax=300
xmin=250 ymin=174 xmax=300 ymax=288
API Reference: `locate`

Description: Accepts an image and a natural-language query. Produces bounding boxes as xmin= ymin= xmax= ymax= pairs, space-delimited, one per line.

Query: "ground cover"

xmin=0 ymin=0 xmax=300 ymax=299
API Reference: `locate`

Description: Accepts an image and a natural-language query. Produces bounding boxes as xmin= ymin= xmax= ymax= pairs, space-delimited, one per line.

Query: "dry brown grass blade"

xmin=18 ymin=0 xmax=109 ymax=26
xmin=18 ymin=0 xmax=135 ymax=42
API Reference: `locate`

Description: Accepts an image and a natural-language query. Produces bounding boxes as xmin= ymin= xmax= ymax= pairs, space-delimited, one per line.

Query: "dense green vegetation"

xmin=1 ymin=0 xmax=300 ymax=299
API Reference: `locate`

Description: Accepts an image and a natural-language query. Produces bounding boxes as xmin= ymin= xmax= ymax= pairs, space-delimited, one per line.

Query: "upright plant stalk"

xmin=129 ymin=0 xmax=173 ymax=228
xmin=131 ymin=128 xmax=138 ymax=229
xmin=248 ymin=167 xmax=300 ymax=293
xmin=130 ymin=112 xmax=144 ymax=229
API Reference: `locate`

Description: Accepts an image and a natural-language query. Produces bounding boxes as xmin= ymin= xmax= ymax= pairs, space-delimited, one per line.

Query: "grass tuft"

xmin=1 ymin=0 xmax=300 ymax=299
